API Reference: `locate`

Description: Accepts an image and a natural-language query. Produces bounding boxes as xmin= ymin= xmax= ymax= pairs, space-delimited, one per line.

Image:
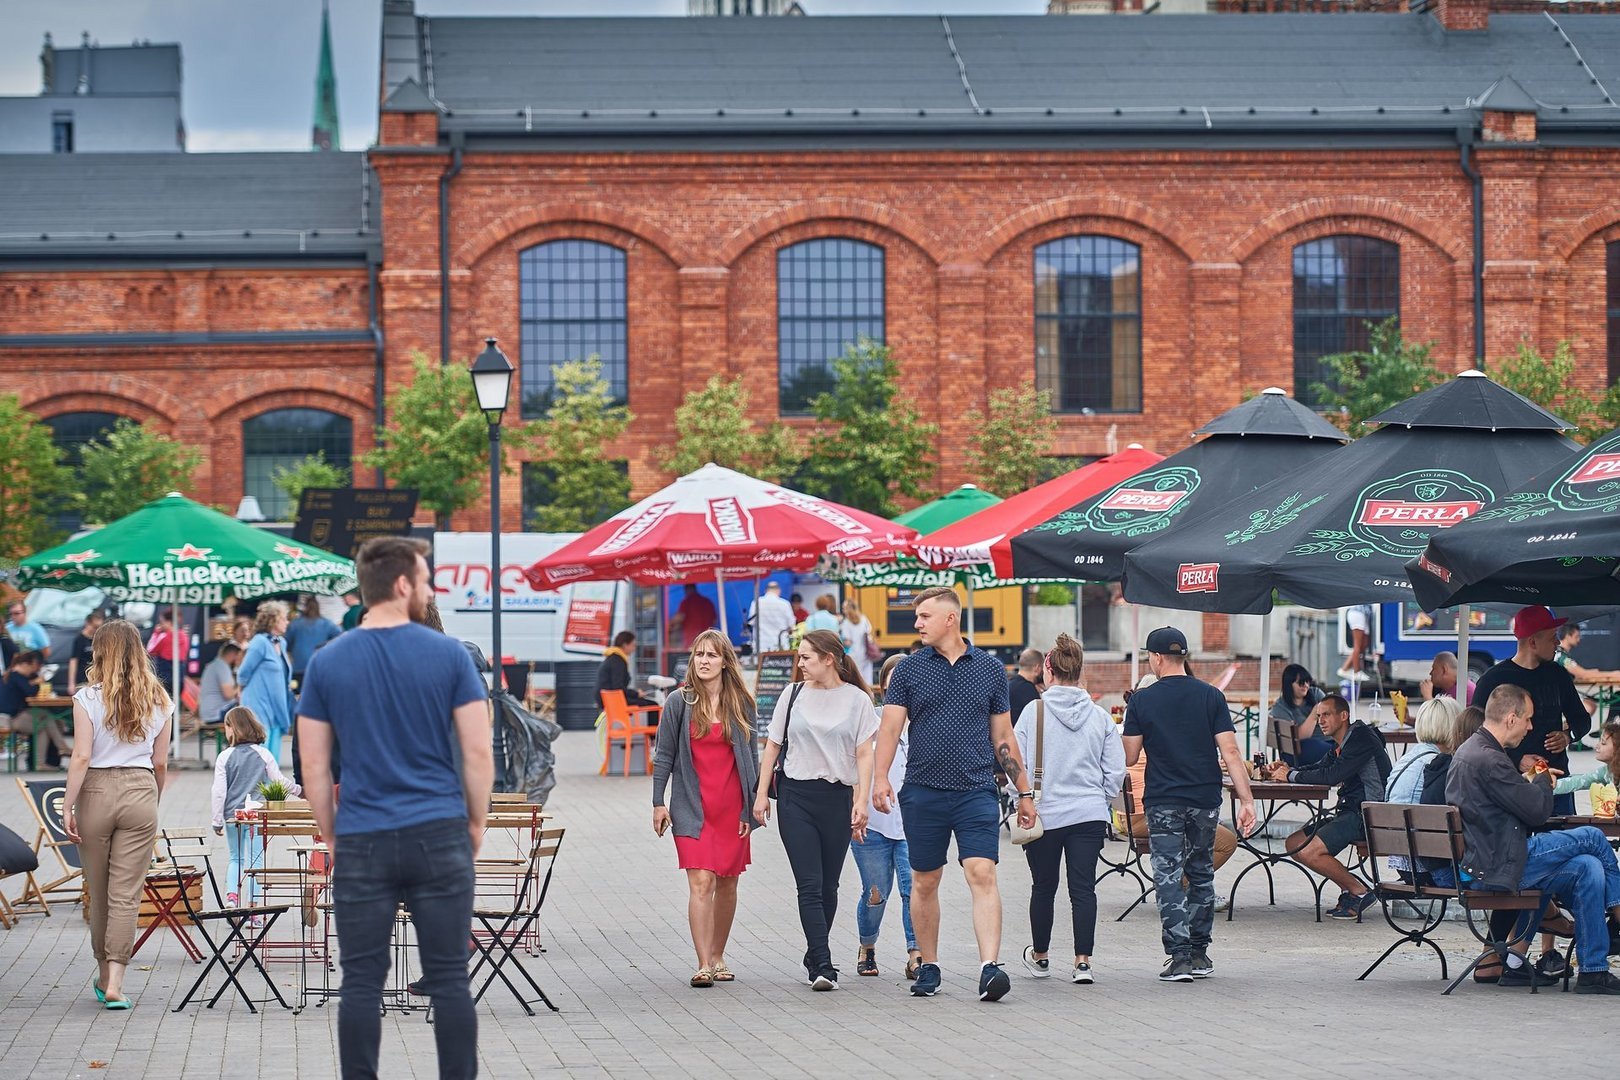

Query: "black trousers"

xmin=1023 ymin=820 xmax=1107 ymax=957
xmin=777 ymin=777 xmax=853 ymax=977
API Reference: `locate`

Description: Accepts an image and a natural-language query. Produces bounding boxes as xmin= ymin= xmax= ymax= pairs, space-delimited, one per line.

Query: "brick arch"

xmin=21 ymin=377 xmax=182 ymax=428
xmin=1550 ymin=209 xmax=1620 ymax=262
xmin=1229 ymin=196 xmax=1466 ymax=264
xmin=717 ymin=198 xmax=949 ymax=266
xmin=455 ymin=202 xmax=693 ymax=269
xmin=973 ymin=194 xmax=1202 ymax=265
xmin=208 ymin=385 xmax=373 ymax=427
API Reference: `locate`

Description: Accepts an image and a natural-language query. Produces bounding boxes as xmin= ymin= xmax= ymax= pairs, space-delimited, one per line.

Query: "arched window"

xmin=1608 ymin=240 xmax=1620 ymax=384
xmin=1293 ymin=235 xmax=1400 ymax=406
xmin=519 ymin=239 xmax=628 ymax=418
xmin=44 ymin=411 xmax=122 ymax=533
xmin=1034 ymin=236 xmax=1142 ymax=414
xmin=777 ymin=238 xmax=885 ymax=414
xmin=242 ymin=408 xmax=353 ymax=520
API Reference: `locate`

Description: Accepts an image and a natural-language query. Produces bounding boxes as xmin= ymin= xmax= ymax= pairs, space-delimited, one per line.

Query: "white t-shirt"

xmin=769 ymin=681 xmax=880 ymax=787
xmin=74 ymin=685 xmax=162 ymax=769
xmin=866 ymin=725 xmax=908 ymax=841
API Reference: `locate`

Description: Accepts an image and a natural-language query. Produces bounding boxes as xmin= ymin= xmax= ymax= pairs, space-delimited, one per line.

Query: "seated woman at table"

xmin=0 ymin=649 xmax=71 ymax=769
xmin=211 ymin=706 xmax=300 ymax=909
xmin=1270 ymin=663 xmax=1330 ymax=767
xmin=1384 ymin=696 xmax=1461 ymax=881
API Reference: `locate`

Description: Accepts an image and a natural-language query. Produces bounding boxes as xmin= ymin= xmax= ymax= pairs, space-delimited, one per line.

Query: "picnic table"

xmin=1223 ymin=777 xmax=1338 ymax=921
xmin=1543 ymin=815 xmax=1620 ymax=844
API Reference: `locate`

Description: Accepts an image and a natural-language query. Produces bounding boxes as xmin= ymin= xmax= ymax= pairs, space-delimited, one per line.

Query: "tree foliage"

xmin=79 ymin=418 xmax=202 ymax=525
xmin=964 ymin=385 xmax=1058 ymax=498
xmin=660 ymin=374 xmax=800 ymax=482
xmin=529 ymin=358 xmax=634 ymax=532
xmin=361 ymin=352 xmax=531 ymax=531
xmin=792 ymin=340 xmax=938 ymax=517
xmin=0 ymin=395 xmax=73 ymax=562
xmin=1312 ymin=318 xmax=1446 ymax=434
xmin=1488 ymin=340 xmax=1620 ymax=444
xmin=271 ymin=452 xmax=351 ymax=511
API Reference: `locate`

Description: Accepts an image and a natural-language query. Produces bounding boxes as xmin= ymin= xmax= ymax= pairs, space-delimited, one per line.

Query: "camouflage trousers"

xmin=1145 ymin=805 xmax=1220 ymax=958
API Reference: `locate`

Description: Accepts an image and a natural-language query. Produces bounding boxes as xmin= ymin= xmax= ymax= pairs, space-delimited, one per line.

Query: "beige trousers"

xmin=77 ymin=766 xmax=159 ymax=965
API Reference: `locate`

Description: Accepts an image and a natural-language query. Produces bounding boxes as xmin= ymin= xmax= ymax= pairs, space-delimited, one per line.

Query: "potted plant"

xmin=258 ymin=779 xmax=290 ymax=811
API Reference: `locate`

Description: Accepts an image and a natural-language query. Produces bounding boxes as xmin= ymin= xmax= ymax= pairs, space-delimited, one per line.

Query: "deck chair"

xmin=599 ymin=690 xmax=659 ymax=777
xmin=468 ymin=826 xmax=565 ymax=1015
xmin=11 ymin=777 xmax=83 ymax=914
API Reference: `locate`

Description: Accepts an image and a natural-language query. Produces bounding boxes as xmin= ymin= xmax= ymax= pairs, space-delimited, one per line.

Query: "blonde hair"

xmin=686 ymin=629 xmax=756 ymax=745
xmin=798 ymin=628 xmax=870 ymax=695
xmin=841 ymin=598 xmax=862 ymax=621
xmin=223 ymin=706 xmax=267 ymax=746
xmin=89 ymin=619 xmax=170 ymax=744
xmin=254 ymin=600 xmax=289 ymax=636
xmin=1414 ymin=695 xmax=1463 ymax=751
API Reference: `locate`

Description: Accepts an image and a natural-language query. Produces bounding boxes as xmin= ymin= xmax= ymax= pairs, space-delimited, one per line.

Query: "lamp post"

xmin=470 ymin=336 xmax=514 ymax=783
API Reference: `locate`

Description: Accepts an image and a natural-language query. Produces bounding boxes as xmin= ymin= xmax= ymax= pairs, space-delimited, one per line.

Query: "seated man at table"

xmin=1264 ymin=693 xmax=1389 ymax=921
xmin=1420 ymin=651 xmax=1475 ymax=707
xmin=1448 ymin=684 xmax=1620 ymax=993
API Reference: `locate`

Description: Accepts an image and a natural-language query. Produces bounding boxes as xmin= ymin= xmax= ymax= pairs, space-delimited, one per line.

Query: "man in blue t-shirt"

xmin=1122 ymin=626 xmax=1255 ymax=984
xmin=874 ymin=586 xmax=1034 ymax=1003
xmin=297 ymin=537 xmax=492 ymax=1079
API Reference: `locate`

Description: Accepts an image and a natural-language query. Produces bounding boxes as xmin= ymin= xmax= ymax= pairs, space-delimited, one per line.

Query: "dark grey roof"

xmin=44 ymin=43 xmax=181 ymax=97
xmin=0 ymin=151 xmax=378 ymax=262
xmin=401 ymin=13 xmax=1620 ymax=138
xmin=1195 ymin=387 xmax=1348 ymax=441
xmin=1366 ymin=370 xmax=1574 ymax=431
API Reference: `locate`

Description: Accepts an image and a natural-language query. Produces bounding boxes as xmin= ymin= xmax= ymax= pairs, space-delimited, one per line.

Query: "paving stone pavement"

xmin=0 ymin=735 xmax=1613 ymax=1080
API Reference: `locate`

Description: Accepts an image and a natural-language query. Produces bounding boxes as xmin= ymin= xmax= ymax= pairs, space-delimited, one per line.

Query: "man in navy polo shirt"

xmin=874 ymin=586 xmax=1035 ymax=1002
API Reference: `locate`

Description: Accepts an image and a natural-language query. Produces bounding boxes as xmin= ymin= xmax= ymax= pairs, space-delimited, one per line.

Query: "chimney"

xmin=40 ymin=32 xmax=53 ymax=93
xmin=1433 ymin=0 xmax=1489 ymax=31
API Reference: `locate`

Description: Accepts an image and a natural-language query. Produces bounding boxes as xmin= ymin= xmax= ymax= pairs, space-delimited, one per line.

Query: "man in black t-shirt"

xmin=66 ymin=610 xmax=103 ymax=695
xmin=1122 ymin=626 xmax=1256 ymax=984
xmin=1007 ymin=648 xmax=1042 ymax=724
xmin=1472 ymin=606 xmax=1589 ymax=815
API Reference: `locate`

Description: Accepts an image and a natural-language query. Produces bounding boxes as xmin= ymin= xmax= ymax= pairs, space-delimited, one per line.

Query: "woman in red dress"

xmin=652 ymin=629 xmax=760 ymax=987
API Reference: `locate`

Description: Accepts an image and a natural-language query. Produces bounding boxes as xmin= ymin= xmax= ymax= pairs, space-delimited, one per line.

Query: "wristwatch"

xmin=1017 ymin=790 xmax=1036 ymax=800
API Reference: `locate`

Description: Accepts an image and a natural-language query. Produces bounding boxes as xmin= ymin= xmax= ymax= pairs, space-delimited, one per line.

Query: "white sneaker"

xmin=1021 ymin=945 xmax=1051 ymax=979
xmin=1071 ymin=961 xmax=1094 ymax=984
xmin=1350 ymin=671 xmax=1369 ymax=683
xmin=1214 ymin=895 xmax=1231 ymax=914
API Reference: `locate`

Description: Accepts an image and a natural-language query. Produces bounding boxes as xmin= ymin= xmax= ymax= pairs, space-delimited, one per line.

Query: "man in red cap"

xmin=1471 ymin=605 xmax=1590 ymax=815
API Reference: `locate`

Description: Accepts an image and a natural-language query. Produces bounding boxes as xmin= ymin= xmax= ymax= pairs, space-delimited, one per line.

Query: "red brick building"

xmin=5 ymin=0 xmax=1620 ymax=532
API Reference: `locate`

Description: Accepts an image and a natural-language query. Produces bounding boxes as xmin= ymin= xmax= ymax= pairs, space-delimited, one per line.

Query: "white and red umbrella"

xmin=523 ymin=463 xmax=917 ymax=593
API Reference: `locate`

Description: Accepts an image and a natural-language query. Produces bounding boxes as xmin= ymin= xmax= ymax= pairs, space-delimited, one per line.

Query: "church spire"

xmin=311 ymin=0 xmax=340 ymax=150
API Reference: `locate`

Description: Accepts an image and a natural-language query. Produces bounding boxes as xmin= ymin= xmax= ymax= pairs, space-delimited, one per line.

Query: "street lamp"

xmin=470 ymin=337 xmax=514 ymax=782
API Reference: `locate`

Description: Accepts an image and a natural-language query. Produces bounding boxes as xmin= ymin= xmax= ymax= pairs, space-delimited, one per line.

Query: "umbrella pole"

xmin=171 ymin=601 xmax=181 ymax=761
xmin=1457 ymin=605 xmax=1471 ymax=702
xmin=715 ymin=569 xmax=728 ymax=640
xmin=966 ymin=578 xmax=975 ymax=641
xmin=1257 ymin=611 xmax=1272 ymax=760
xmin=1130 ymin=604 xmax=1140 ymax=688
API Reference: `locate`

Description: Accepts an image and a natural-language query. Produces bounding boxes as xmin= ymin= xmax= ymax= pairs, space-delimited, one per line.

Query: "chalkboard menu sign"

xmin=754 ymin=651 xmax=797 ymax=726
xmin=666 ymin=650 xmax=692 ymax=684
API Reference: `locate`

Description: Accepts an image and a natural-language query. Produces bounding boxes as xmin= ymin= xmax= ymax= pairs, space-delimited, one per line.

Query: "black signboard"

xmin=754 ymin=651 xmax=797 ymax=727
xmin=666 ymin=650 xmax=691 ymax=685
xmin=292 ymin=488 xmax=419 ymax=560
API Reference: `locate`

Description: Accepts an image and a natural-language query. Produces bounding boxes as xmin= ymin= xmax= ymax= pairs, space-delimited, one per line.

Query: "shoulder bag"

xmin=767 ymin=683 xmax=805 ymax=801
xmin=1009 ymin=700 xmax=1046 ymax=845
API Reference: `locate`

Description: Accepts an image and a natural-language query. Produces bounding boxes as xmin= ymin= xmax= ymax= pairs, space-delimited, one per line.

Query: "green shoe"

xmin=92 ymin=978 xmax=106 ymax=1004
xmin=103 ymin=997 xmax=132 ymax=1011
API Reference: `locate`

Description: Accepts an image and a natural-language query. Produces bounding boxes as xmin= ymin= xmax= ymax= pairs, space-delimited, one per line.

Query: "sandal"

xmin=904 ymin=953 xmax=922 ymax=981
xmin=92 ymin=978 xmax=106 ymax=1004
xmin=710 ymin=963 xmax=735 ymax=982
xmin=856 ymin=948 xmax=879 ymax=977
xmin=690 ymin=967 xmax=714 ymax=988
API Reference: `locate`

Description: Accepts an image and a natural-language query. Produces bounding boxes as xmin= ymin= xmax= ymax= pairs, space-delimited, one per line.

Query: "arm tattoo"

xmin=997 ymin=741 xmax=1022 ymax=786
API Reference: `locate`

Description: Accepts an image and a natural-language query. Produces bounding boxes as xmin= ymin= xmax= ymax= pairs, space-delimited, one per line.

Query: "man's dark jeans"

xmin=334 ymin=816 xmax=477 ymax=1079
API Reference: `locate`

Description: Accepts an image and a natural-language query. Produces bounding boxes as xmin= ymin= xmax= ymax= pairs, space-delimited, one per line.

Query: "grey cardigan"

xmin=651 ymin=691 xmax=762 ymax=840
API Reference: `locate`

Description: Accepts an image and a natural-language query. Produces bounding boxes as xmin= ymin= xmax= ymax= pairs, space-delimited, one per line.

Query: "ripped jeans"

xmin=849 ymin=832 xmax=916 ymax=951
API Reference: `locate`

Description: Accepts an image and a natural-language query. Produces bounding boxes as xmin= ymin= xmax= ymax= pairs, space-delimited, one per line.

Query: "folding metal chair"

xmin=1097 ymin=774 xmax=1155 ymax=921
xmin=133 ymin=851 xmax=205 ymax=962
xmin=468 ymin=826 xmax=565 ymax=1015
xmin=161 ymin=829 xmax=293 ymax=1013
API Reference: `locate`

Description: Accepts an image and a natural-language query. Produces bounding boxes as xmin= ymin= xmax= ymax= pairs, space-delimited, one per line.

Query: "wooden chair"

xmin=1268 ymin=716 xmax=1302 ymax=764
xmin=10 ymin=777 xmax=84 ymax=914
xmin=599 ymin=690 xmax=659 ymax=777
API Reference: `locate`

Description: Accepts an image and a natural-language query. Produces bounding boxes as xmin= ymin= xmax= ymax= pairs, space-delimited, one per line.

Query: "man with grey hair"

xmin=1008 ymin=647 xmax=1043 ymax=724
xmin=1420 ymin=651 xmax=1475 ymax=706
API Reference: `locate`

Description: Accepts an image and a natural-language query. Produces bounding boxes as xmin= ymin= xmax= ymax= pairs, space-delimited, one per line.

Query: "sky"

xmin=0 ymin=1 xmax=1049 ymax=152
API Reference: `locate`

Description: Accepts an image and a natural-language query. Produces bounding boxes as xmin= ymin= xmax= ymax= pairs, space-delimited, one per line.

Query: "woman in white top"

xmin=1013 ymin=633 xmax=1123 ymax=985
xmin=63 ymin=619 xmax=171 ymax=1010
xmin=753 ymin=628 xmax=876 ymax=991
xmin=849 ymin=653 xmax=921 ymax=980
xmin=840 ymin=599 xmax=877 ymax=685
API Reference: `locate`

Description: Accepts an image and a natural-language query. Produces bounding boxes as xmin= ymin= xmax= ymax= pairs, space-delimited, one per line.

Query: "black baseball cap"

xmin=1144 ymin=626 xmax=1189 ymax=656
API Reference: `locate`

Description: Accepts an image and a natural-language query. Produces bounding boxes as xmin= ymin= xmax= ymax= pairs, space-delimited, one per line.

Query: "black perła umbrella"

xmin=1122 ymin=371 xmax=1580 ymax=614
xmin=1409 ymin=424 xmax=1620 ymax=610
xmin=1010 ymin=387 xmax=1346 ymax=581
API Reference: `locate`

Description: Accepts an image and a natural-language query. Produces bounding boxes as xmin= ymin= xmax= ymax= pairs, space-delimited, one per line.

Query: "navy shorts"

xmin=899 ymin=785 xmax=1000 ymax=872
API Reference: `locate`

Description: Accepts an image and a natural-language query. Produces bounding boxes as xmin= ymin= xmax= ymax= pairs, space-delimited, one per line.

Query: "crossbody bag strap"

xmin=1034 ymin=699 xmax=1044 ymax=794
xmin=780 ymin=682 xmax=804 ymax=767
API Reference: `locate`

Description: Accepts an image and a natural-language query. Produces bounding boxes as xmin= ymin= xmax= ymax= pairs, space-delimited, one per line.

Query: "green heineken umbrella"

xmin=826 ymin=485 xmax=1010 ymax=589
xmin=17 ymin=492 xmax=357 ymax=757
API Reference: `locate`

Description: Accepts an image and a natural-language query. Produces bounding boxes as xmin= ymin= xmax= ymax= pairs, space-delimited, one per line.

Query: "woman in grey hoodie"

xmin=1013 ymin=633 xmax=1125 ymax=985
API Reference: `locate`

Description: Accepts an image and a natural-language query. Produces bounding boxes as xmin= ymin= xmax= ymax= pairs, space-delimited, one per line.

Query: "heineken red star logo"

xmin=273 ymin=543 xmax=312 ymax=561
xmin=166 ymin=543 xmax=215 ymax=562
xmin=45 ymin=569 xmax=70 ymax=580
xmin=63 ymin=549 xmax=101 ymax=564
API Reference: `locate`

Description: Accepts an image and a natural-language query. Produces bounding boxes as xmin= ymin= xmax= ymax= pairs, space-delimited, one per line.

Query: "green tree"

xmin=659 ymin=374 xmax=800 ymax=482
xmin=529 ymin=358 xmax=634 ymax=532
xmin=1488 ymin=340 xmax=1603 ymax=441
xmin=271 ymin=452 xmax=351 ymax=512
xmin=0 ymin=395 xmax=74 ymax=562
xmin=964 ymin=385 xmax=1058 ymax=498
xmin=1313 ymin=318 xmax=1445 ymax=433
xmin=79 ymin=418 xmax=202 ymax=524
xmin=793 ymin=340 xmax=938 ymax=517
xmin=361 ymin=352 xmax=532 ymax=532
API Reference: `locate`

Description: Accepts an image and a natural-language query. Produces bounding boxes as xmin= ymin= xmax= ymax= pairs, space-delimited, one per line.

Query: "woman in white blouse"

xmin=63 ymin=619 xmax=171 ymax=1010
xmin=753 ymin=628 xmax=875 ymax=991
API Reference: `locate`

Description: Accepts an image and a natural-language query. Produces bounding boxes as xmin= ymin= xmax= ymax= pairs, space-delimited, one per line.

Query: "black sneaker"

xmin=1326 ymin=890 xmax=1377 ymax=921
xmin=811 ymin=970 xmax=839 ymax=992
xmin=911 ymin=962 xmax=941 ymax=997
xmin=978 ymin=963 xmax=1011 ymax=1002
xmin=1498 ymin=959 xmax=1558 ymax=988
xmin=1021 ymin=945 xmax=1051 ymax=979
xmin=1535 ymin=952 xmax=1568 ymax=981
xmin=1159 ymin=954 xmax=1195 ymax=983
xmin=1188 ymin=948 xmax=1213 ymax=978
xmin=1575 ymin=970 xmax=1620 ymax=995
